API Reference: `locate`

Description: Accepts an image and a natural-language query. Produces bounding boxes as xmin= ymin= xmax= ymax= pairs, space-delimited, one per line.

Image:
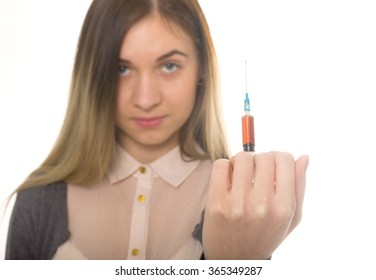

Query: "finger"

xmin=206 ymin=159 xmax=231 ymax=206
xmin=252 ymin=152 xmax=276 ymax=197
xmin=289 ymin=155 xmax=309 ymax=232
xmin=274 ymin=152 xmax=296 ymax=206
xmin=229 ymin=152 xmax=255 ymax=211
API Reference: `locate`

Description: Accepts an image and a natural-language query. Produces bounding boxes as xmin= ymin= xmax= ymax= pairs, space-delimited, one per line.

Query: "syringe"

xmin=242 ymin=61 xmax=255 ymax=152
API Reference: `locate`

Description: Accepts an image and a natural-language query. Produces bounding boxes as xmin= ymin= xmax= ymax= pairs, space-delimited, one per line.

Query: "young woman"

xmin=6 ymin=0 xmax=309 ymax=260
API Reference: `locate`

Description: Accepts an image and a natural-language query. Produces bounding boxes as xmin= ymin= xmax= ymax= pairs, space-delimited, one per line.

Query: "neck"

xmin=117 ymin=134 xmax=180 ymax=164
xmin=127 ymin=143 xmax=179 ymax=164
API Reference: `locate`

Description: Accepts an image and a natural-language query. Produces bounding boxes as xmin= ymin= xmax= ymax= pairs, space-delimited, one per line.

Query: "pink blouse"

xmin=53 ymin=145 xmax=212 ymax=259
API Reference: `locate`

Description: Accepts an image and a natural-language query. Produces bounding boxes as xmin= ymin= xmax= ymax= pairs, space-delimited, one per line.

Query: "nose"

xmin=132 ymin=72 xmax=162 ymax=111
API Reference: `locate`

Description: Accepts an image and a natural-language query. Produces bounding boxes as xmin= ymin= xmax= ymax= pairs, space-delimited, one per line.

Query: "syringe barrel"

xmin=242 ymin=114 xmax=255 ymax=152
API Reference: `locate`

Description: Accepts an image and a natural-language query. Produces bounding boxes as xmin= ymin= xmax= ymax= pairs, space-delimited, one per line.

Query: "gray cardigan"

xmin=5 ymin=181 xmax=204 ymax=260
xmin=6 ymin=182 xmax=70 ymax=259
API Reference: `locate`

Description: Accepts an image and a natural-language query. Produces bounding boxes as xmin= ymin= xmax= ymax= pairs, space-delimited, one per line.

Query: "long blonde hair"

xmin=16 ymin=0 xmax=229 ymax=192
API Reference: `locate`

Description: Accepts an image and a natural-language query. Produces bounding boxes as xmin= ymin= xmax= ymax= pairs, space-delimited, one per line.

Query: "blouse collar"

xmin=107 ymin=144 xmax=201 ymax=188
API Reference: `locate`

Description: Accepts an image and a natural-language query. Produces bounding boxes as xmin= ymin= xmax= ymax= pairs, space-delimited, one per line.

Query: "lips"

xmin=133 ymin=116 xmax=165 ymax=128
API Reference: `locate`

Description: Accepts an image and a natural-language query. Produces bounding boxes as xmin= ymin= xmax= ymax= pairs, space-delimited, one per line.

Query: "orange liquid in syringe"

xmin=242 ymin=114 xmax=255 ymax=152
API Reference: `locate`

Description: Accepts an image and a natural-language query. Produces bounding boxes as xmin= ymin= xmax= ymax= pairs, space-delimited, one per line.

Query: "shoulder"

xmin=194 ymin=159 xmax=213 ymax=180
xmin=6 ymin=181 xmax=70 ymax=259
xmin=199 ymin=158 xmax=213 ymax=169
xmin=14 ymin=181 xmax=68 ymax=223
xmin=16 ymin=181 xmax=67 ymax=209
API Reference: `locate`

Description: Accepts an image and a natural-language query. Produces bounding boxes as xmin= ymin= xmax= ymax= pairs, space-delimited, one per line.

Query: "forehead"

xmin=119 ymin=14 xmax=196 ymax=58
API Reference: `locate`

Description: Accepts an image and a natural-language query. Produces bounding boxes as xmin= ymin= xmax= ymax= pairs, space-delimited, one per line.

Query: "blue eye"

xmin=118 ymin=65 xmax=129 ymax=75
xmin=162 ymin=63 xmax=179 ymax=73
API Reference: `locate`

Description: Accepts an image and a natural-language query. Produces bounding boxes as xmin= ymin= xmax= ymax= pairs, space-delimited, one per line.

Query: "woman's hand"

xmin=203 ymin=152 xmax=309 ymax=259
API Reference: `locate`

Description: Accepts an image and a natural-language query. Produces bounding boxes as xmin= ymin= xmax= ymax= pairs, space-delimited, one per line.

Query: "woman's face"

xmin=115 ymin=14 xmax=199 ymax=162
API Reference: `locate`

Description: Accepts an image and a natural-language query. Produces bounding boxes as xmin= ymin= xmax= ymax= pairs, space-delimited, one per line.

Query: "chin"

xmin=138 ymin=133 xmax=179 ymax=148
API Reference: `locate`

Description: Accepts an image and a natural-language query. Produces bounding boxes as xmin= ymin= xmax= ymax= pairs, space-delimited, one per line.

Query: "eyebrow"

xmin=118 ymin=49 xmax=188 ymax=64
xmin=156 ymin=49 xmax=188 ymax=62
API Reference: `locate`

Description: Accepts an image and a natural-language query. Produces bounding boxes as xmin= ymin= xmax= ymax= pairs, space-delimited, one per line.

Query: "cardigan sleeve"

xmin=5 ymin=182 xmax=70 ymax=260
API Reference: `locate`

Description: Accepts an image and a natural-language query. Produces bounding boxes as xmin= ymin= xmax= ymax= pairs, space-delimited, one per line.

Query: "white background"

xmin=1 ymin=0 xmax=376 ymax=278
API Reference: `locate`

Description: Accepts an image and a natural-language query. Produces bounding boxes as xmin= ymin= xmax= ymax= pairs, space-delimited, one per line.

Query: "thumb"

xmin=289 ymin=155 xmax=309 ymax=233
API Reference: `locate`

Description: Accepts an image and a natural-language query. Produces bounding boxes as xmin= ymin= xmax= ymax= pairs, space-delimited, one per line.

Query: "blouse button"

xmin=139 ymin=166 xmax=146 ymax=174
xmin=132 ymin=248 xmax=140 ymax=256
xmin=137 ymin=195 xmax=145 ymax=203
